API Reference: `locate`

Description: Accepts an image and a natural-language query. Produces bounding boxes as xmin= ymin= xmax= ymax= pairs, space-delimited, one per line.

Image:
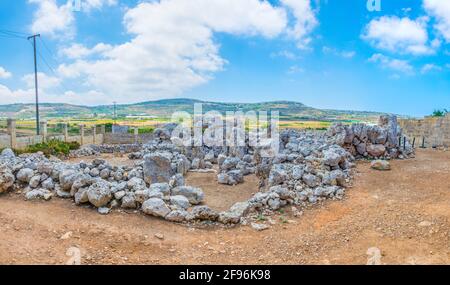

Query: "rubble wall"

xmin=103 ymin=133 xmax=155 ymax=144
xmin=399 ymin=113 xmax=450 ymax=147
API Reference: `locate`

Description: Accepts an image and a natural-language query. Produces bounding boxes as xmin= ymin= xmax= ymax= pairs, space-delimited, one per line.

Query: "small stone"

xmin=370 ymin=160 xmax=391 ymax=171
xmin=60 ymin=231 xmax=73 ymax=240
xmin=154 ymin=233 xmax=164 ymax=240
xmin=98 ymin=207 xmax=110 ymax=215
xmin=251 ymin=223 xmax=270 ymax=231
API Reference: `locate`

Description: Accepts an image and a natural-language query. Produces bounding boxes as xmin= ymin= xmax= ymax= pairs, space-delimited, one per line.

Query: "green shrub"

xmin=432 ymin=109 xmax=448 ymax=117
xmin=25 ymin=139 xmax=80 ymax=157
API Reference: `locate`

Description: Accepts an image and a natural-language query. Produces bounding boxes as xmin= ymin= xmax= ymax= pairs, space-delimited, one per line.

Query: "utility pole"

xmin=27 ymin=34 xmax=41 ymax=135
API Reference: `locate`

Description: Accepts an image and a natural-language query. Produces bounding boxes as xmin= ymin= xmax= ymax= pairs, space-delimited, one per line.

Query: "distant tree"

xmin=432 ymin=109 xmax=448 ymax=117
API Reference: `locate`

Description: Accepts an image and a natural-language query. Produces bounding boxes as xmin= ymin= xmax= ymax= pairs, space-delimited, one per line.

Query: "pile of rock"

xmin=217 ymin=154 xmax=255 ymax=185
xmin=327 ymin=115 xmax=414 ymax=159
xmin=0 ymin=115 xmax=415 ymax=226
xmin=0 ymin=149 xmax=209 ymax=222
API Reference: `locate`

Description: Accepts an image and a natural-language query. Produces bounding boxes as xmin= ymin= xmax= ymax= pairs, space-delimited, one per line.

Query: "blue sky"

xmin=0 ymin=0 xmax=449 ymax=117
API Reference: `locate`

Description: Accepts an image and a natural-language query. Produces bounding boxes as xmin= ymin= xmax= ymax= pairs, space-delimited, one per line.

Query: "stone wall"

xmin=103 ymin=133 xmax=155 ymax=145
xmin=399 ymin=113 xmax=450 ymax=147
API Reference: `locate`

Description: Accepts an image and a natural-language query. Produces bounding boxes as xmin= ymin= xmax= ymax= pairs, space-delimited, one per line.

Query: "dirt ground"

xmin=0 ymin=149 xmax=449 ymax=265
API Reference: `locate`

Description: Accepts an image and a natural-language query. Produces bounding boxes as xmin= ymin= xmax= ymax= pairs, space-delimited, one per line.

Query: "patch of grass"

xmin=256 ymin=213 xmax=267 ymax=222
xmin=279 ymin=216 xmax=288 ymax=224
xmin=25 ymin=139 xmax=80 ymax=157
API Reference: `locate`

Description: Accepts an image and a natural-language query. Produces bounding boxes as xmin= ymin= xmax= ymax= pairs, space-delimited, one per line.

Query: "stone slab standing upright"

xmin=40 ymin=121 xmax=47 ymax=143
xmin=7 ymin=118 xmax=16 ymax=149
xmin=93 ymin=125 xmax=97 ymax=144
xmin=63 ymin=123 xmax=69 ymax=142
xmin=80 ymin=124 xmax=85 ymax=145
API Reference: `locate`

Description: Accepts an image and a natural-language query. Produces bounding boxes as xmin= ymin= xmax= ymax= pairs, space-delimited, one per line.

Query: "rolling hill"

xmin=0 ymin=98 xmax=390 ymax=122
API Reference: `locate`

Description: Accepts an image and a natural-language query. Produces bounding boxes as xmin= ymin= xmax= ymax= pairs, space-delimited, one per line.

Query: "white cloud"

xmin=423 ymin=0 xmax=450 ymax=42
xmin=0 ymin=67 xmax=12 ymax=79
xmin=281 ymin=0 xmax=318 ymax=49
xmin=287 ymin=65 xmax=304 ymax=74
xmin=362 ymin=16 xmax=434 ymax=55
xmin=81 ymin=0 xmax=117 ymax=11
xmin=322 ymin=46 xmax=356 ymax=58
xmin=60 ymin=43 xmax=113 ymax=59
xmin=56 ymin=0 xmax=319 ymax=104
xmin=29 ymin=0 xmax=117 ymax=38
xmin=270 ymin=50 xmax=298 ymax=60
xmin=368 ymin=53 xmax=414 ymax=74
xmin=22 ymin=72 xmax=60 ymax=91
xmin=29 ymin=0 xmax=75 ymax=38
xmin=0 ymin=84 xmax=35 ymax=105
xmin=421 ymin=63 xmax=442 ymax=74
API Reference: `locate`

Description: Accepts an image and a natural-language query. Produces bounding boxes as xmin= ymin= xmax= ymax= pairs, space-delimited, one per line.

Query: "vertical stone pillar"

xmin=80 ymin=124 xmax=85 ymax=145
xmin=101 ymin=125 xmax=106 ymax=135
xmin=134 ymin=127 xmax=139 ymax=144
xmin=92 ymin=125 xmax=97 ymax=144
xmin=7 ymin=118 xmax=17 ymax=149
xmin=40 ymin=121 xmax=48 ymax=143
xmin=63 ymin=123 xmax=69 ymax=142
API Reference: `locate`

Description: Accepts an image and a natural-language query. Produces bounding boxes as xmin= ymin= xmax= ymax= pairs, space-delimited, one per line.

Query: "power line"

xmin=0 ymin=29 xmax=28 ymax=36
xmin=0 ymin=29 xmax=27 ymax=39
xmin=38 ymin=37 xmax=59 ymax=65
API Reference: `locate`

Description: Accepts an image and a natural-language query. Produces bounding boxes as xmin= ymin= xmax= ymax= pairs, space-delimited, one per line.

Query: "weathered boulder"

xmin=323 ymin=149 xmax=343 ymax=167
xmin=191 ymin=205 xmax=219 ymax=221
xmin=220 ymin=157 xmax=241 ymax=171
xmin=74 ymin=188 xmax=89 ymax=204
xmin=218 ymin=201 xmax=250 ymax=224
xmin=149 ymin=183 xmax=170 ymax=196
xmin=25 ymin=188 xmax=53 ymax=201
xmin=59 ymin=169 xmax=79 ymax=191
xmin=37 ymin=162 xmax=53 ymax=175
xmin=217 ymin=170 xmax=244 ymax=185
xmin=169 ymin=195 xmax=191 ymax=209
xmin=29 ymin=175 xmax=41 ymax=188
xmin=17 ymin=168 xmax=34 ymax=183
xmin=87 ymin=180 xmax=112 ymax=207
xmin=171 ymin=186 xmax=204 ymax=205
xmin=70 ymin=174 xmax=94 ymax=196
xmin=142 ymin=198 xmax=171 ymax=218
xmin=121 ymin=193 xmax=137 ymax=209
xmin=0 ymin=148 xmax=15 ymax=159
xmin=135 ymin=188 xmax=164 ymax=203
xmin=143 ymin=152 xmax=175 ymax=184
xmin=127 ymin=177 xmax=146 ymax=191
xmin=41 ymin=178 xmax=54 ymax=190
xmin=268 ymin=164 xmax=288 ymax=186
xmin=169 ymin=173 xmax=185 ymax=188
xmin=302 ymin=173 xmax=319 ymax=188
xmin=165 ymin=209 xmax=189 ymax=222
xmin=0 ymin=165 xmax=15 ymax=193
xmin=367 ymin=144 xmax=386 ymax=157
